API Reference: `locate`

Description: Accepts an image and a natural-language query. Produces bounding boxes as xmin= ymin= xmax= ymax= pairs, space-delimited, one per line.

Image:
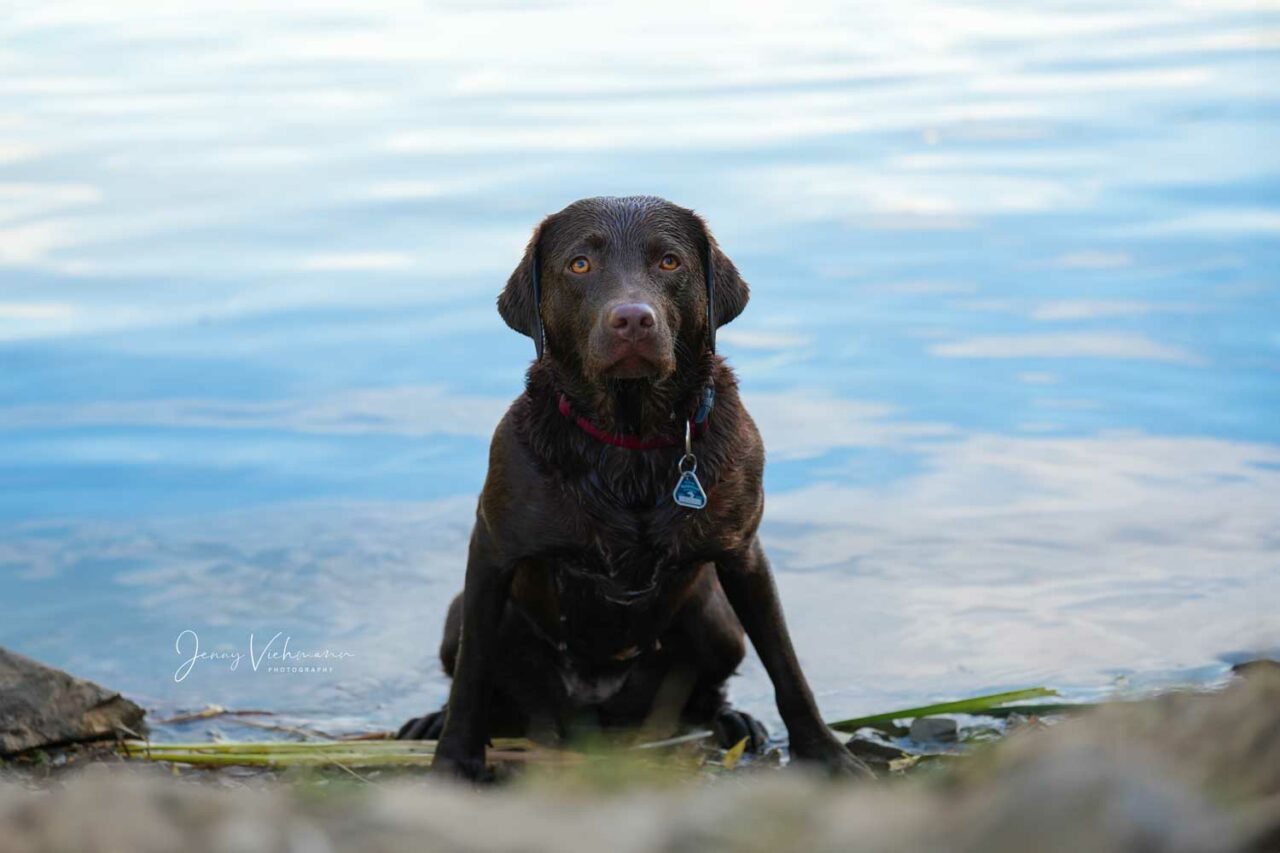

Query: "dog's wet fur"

xmin=399 ymin=196 xmax=870 ymax=780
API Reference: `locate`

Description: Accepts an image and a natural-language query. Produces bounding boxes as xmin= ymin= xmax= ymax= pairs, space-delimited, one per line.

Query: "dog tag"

xmin=673 ymin=422 xmax=708 ymax=510
xmin=673 ymin=457 xmax=708 ymax=510
xmin=673 ymin=470 xmax=707 ymax=509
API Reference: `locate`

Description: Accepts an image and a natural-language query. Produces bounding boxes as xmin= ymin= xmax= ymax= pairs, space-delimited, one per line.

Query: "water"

xmin=1 ymin=1 xmax=1278 ymax=739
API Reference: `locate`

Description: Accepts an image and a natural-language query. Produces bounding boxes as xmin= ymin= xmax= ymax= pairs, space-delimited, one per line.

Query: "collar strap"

xmin=558 ymin=390 xmax=712 ymax=450
xmin=703 ymin=239 xmax=716 ymax=355
xmin=530 ymin=245 xmax=545 ymax=359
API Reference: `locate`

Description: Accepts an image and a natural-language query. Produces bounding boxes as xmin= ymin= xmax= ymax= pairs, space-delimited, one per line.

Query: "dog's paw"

xmin=430 ymin=741 xmax=493 ymax=783
xmin=712 ymin=707 xmax=770 ymax=754
xmin=396 ymin=709 xmax=446 ymax=740
xmin=791 ymin=735 xmax=876 ymax=781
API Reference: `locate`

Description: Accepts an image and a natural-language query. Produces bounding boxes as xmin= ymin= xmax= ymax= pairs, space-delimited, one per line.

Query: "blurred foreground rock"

xmin=0 ymin=648 xmax=146 ymax=756
xmin=1 ymin=670 xmax=1277 ymax=853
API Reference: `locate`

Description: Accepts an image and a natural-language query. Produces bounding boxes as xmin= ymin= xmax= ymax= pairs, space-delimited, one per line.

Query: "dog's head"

xmin=498 ymin=196 xmax=748 ymax=383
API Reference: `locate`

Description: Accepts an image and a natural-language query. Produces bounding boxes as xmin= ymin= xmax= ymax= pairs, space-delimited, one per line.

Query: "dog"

xmin=398 ymin=196 xmax=869 ymax=780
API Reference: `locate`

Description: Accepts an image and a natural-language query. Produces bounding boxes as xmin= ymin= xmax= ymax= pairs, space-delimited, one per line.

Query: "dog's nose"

xmin=608 ymin=303 xmax=656 ymax=340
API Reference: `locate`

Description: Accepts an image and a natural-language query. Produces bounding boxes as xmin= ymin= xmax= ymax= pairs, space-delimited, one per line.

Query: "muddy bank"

xmin=1 ymin=670 xmax=1277 ymax=853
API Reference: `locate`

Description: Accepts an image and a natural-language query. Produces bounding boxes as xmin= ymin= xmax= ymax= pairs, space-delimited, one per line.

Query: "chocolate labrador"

xmin=398 ymin=196 xmax=869 ymax=780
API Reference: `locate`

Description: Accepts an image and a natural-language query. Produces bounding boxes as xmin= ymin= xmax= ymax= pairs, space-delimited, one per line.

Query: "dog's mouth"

xmin=587 ymin=329 xmax=677 ymax=382
xmin=601 ymin=352 xmax=662 ymax=380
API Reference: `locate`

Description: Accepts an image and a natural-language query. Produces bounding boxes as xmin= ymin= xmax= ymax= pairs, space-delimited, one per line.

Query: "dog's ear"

xmin=497 ymin=224 xmax=544 ymax=346
xmin=695 ymin=216 xmax=749 ymax=333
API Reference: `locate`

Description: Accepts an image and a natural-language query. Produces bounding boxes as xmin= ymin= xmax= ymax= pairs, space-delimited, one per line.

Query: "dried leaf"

xmin=722 ymin=737 xmax=748 ymax=771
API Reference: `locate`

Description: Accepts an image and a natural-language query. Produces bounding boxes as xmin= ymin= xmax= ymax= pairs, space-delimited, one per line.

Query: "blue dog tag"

xmin=673 ymin=423 xmax=708 ymax=510
xmin=673 ymin=469 xmax=707 ymax=510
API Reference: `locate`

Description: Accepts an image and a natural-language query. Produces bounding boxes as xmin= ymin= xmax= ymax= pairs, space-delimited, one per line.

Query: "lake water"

xmin=2 ymin=1 xmax=1278 ymax=741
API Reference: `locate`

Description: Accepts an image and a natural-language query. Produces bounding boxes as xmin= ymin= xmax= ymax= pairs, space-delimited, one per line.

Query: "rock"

xmin=909 ymin=716 xmax=958 ymax=743
xmin=1 ymin=671 xmax=1278 ymax=853
xmin=1231 ymin=658 xmax=1280 ymax=679
xmin=0 ymin=648 xmax=146 ymax=756
xmin=844 ymin=736 xmax=910 ymax=773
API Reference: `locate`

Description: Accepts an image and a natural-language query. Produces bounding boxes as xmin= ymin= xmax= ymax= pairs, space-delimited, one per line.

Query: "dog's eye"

xmin=658 ymin=253 xmax=681 ymax=271
xmin=568 ymin=256 xmax=591 ymax=274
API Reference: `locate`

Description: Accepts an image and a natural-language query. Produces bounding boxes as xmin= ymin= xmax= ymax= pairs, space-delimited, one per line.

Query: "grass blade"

xmin=116 ymin=738 xmax=541 ymax=768
xmin=974 ymin=702 xmax=1095 ymax=718
xmin=828 ymin=687 xmax=1058 ymax=733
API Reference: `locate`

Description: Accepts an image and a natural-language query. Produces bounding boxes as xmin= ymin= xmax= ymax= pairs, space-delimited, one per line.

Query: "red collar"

xmin=557 ymin=394 xmax=707 ymax=450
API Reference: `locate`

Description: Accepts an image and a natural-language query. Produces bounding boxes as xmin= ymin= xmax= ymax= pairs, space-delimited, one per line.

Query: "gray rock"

xmin=909 ymin=716 xmax=958 ymax=743
xmin=0 ymin=648 xmax=147 ymax=755
xmin=844 ymin=736 xmax=909 ymax=772
xmin=1231 ymin=657 xmax=1279 ymax=679
xmin=0 ymin=671 xmax=1277 ymax=853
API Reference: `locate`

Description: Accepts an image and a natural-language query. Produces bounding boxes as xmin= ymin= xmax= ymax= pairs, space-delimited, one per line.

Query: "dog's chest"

xmin=530 ymin=515 xmax=694 ymax=660
xmin=516 ymin=460 xmax=716 ymax=674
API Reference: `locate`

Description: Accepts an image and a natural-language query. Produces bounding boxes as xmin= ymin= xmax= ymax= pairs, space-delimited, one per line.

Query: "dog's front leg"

xmin=716 ymin=538 xmax=872 ymax=779
xmin=431 ymin=524 xmax=513 ymax=781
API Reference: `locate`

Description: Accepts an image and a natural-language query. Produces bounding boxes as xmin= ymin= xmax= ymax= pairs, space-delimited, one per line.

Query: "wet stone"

xmin=0 ymin=648 xmax=147 ymax=756
xmin=909 ymin=717 xmax=958 ymax=743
